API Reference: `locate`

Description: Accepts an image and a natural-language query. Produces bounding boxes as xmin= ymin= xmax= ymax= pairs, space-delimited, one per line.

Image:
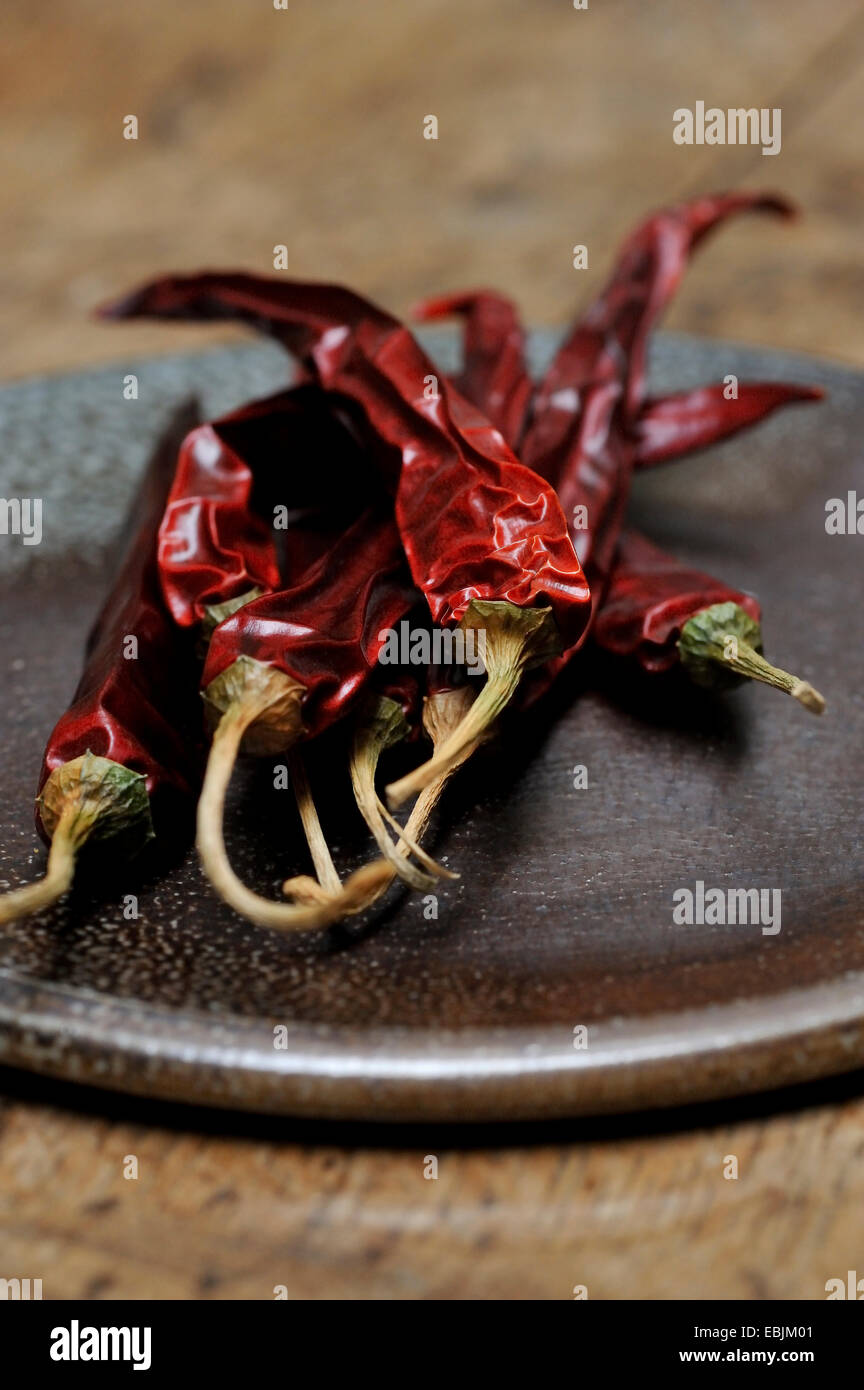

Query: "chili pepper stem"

xmin=286 ymin=687 xmax=478 ymax=910
xmin=280 ymin=874 xmax=331 ymax=906
xmin=198 ymin=703 xmax=391 ymax=929
xmin=0 ymin=753 xmax=153 ymax=927
xmin=716 ymin=641 xmax=824 ymax=711
xmin=288 ymin=751 xmax=342 ymax=895
xmin=678 ymin=603 xmax=826 ymax=714
xmin=411 ymin=685 xmax=484 ymax=814
xmin=348 ymin=696 xmax=454 ymax=891
xmin=375 ymin=797 xmax=456 ymax=878
xmin=386 ymin=673 xmax=510 ymax=810
xmin=385 ymin=601 xmax=560 ymax=808
xmin=0 ymin=803 xmax=79 ymax=925
xmin=386 ymin=687 xmax=479 ymax=869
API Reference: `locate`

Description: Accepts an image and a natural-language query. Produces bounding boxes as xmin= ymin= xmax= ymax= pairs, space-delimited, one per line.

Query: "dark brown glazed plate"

xmin=0 ymin=331 xmax=862 ymax=1122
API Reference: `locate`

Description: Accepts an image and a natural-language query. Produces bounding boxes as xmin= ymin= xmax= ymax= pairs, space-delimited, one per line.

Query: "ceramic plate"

xmin=0 ymin=331 xmax=861 ymax=1121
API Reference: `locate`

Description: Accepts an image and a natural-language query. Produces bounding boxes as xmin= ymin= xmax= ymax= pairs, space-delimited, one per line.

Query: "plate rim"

xmin=2 ymin=965 xmax=864 ymax=1121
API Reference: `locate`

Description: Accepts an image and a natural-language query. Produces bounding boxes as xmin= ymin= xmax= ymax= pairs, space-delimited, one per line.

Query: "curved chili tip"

xmin=750 ymin=192 xmax=797 ymax=220
xmin=95 ymin=292 xmax=141 ymax=321
xmin=95 ymin=284 xmax=165 ymax=321
xmin=675 ymin=191 xmax=799 ymax=259
xmin=696 ymin=191 xmax=797 ymax=222
xmin=632 ymin=380 xmax=825 ymax=470
xmin=97 ymin=275 xmax=217 ymax=322
xmin=411 ymin=290 xmax=499 ymax=322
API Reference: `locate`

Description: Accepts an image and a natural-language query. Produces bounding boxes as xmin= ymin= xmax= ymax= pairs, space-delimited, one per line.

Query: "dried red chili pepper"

xmin=423 ymin=289 xmax=823 ymax=468
xmin=434 ymin=279 xmax=824 ymax=715
xmin=192 ymin=505 xmax=418 ymax=927
xmin=152 ymin=384 xmax=410 ymax=923
xmin=195 ymin=392 xmax=473 ymax=902
xmin=631 ymin=381 xmax=823 ymax=467
xmin=0 ymin=406 xmax=203 ymax=927
xmin=161 ymin=409 xmax=280 ymax=632
xmin=594 ymin=529 xmax=825 ymax=709
xmin=525 ymin=192 xmax=796 ymax=460
xmin=162 ymin=378 xmax=457 ymax=914
xmin=522 ymin=192 xmax=795 ymax=601
xmin=412 ymin=290 xmax=533 ymax=447
xmin=100 ymin=274 xmax=592 ymax=804
xmin=514 ymin=192 xmax=831 ymax=717
xmin=161 ymin=382 xmax=378 ymax=634
xmin=212 ymin=394 xmax=477 ymax=893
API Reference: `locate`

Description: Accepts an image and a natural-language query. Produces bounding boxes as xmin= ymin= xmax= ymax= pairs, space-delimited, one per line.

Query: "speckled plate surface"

xmin=0 ymin=331 xmax=862 ymax=1122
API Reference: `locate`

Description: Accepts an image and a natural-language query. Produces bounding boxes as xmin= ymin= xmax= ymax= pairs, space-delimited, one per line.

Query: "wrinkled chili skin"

xmin=203 ymin=507 xmax=420 ymax=737
xmin=593 ymin=529 xmax=761 ymax=672
xmin=427 ymin=289 xmax=822 ymax=475
xmin=512 ymin=194 xmax=799 ymax=715
xmin=435 ymin=283 xmax=775 ymax=707
xmin=161 ymin=412 xmax=280 ymax=627
xmin=431 ymin=237 xmax=819 ymax=704
xmin=523 ymin=191 xmax=794 ymax=478
xmin=434 ymin=288 xmax=626 ymax=698
xmin=413 ymin=290 xmax=533 ymax=450
xmin=211 ymin=381 xmax=379 ymax=521
xmin=632 ymin=381 xmax=823 ymax=467
xmin=160 ymin=384 xmax=378 ymax=625
xmin=101 ymin=275 xmax=591 ymax=649
xmin=36 ymin=406 xmax=204 ymax=843
xmin=521 ymin=192 xmax=794 ymax=606
xmin=437 ymin=294 xmax=621 ymax=591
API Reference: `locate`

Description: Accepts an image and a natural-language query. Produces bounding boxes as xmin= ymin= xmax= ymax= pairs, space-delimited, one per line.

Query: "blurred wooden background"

xmin=1 ymin=0 xmax=863 ymax=1302
xmin=1 ymin=0 xmax=863 ymax=380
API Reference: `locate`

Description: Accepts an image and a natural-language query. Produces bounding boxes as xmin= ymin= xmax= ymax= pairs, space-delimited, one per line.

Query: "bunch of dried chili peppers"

xmin=0 ymin=190 xmax=826 ymax=932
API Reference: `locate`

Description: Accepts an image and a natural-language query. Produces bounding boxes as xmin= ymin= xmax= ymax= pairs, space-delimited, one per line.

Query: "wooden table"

xmin=3 ymin=1069 xmax=863 ymax=1300
xmin=2 ymin=0 xmax=863 ymax=1299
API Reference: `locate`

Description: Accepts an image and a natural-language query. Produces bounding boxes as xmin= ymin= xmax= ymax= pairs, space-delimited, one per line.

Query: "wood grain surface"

xmin=1 ymin=0 xmax=863 ymax=1301
xmin=1 ymin=0 xmax=864 ymax=380
xmin=3 ymin=1069 xmax=864 ymax=1301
